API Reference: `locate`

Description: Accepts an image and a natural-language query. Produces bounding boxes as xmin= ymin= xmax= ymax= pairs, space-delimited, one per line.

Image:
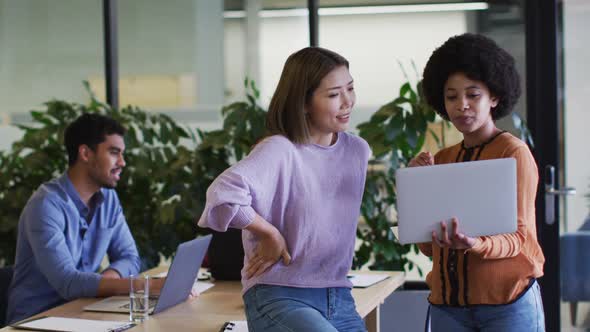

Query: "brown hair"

xmin=266 ymin=47 xmax=349 ymax=144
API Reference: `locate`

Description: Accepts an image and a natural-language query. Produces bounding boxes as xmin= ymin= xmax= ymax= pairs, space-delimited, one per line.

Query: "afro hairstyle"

xmin=421 ymin=33 xmax=521 ymax=120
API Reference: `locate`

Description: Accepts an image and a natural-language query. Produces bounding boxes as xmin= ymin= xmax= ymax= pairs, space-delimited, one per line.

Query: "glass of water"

xmin=129 ymin=274 xmax=149 ymax=322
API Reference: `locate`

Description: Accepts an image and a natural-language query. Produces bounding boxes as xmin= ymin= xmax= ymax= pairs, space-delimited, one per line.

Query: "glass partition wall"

xmin=0 ymin=0 xmax=104 ymax=149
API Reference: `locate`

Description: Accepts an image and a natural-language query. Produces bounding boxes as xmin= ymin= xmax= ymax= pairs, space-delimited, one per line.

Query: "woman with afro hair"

xmin=409 ymin=33 xmax=546 ymax=331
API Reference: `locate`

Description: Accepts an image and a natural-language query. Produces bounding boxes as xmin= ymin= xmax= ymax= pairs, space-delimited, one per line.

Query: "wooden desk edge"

xmin=354 ymin=272 xmax=405 ymax=318
xmin=0 ymin=270 xmax=406 ymax=332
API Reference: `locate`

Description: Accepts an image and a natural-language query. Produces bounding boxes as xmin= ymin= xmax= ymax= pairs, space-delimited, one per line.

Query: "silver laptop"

xmin=84 ymin=235 xmax=212 ymax=315
xmin=395 ymin=158 xmax=517 ymax=245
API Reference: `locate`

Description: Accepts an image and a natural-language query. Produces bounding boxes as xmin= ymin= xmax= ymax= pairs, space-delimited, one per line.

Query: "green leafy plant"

xmin=0 ymin=83 xmax=201 ymax=268
xmin=0 ymin=75 xmax=533 ymax=276
xmin=187 ymin=78 xmax=267 ymax=228
xmin=0 ymin=80 xmax=267 ymax=268
xmin=198 ymin=79 xmax=267 ymax=161
xmin=1 ymin=76 xmax=436 ymax=274
xmin=353 ymin=80 xmax=440 ymax=272
xmin=353 ymin=83 xmax=534 ymax=273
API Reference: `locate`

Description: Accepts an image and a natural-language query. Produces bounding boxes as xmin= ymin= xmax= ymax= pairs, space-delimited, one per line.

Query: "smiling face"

xmin=306 ymin=65 xmax=355 ymax=144
xmin=444 ymin=72 xmax=499 ymax=142
xmin=85 ymin=134 xmax=126 ymax=189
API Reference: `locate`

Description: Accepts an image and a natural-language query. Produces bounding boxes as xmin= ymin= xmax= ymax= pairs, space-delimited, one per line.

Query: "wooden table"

xmin=2 ymin=270 xmax=404 ymax=332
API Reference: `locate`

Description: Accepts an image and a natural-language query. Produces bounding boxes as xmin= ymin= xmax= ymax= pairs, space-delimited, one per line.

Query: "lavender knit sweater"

xmin=198 ymin=132 xmax=370 ymax=293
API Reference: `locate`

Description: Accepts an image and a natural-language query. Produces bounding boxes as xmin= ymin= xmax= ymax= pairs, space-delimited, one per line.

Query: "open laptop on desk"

xmin=83 ymin=234 xmax=212 ymax=315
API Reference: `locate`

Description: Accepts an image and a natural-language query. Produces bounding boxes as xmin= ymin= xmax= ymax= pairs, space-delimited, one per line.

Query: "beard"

xmin=89 ymin=168 xmax=119 ymax=189
xmin=101 ymin=181 xmax=117 ymax=189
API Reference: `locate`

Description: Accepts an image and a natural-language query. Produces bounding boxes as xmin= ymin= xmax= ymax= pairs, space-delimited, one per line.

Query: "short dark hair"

xmin=64 ymin=113 xmax=126 ymax=166
xmin=422 ymin=33 xmax=521 ymax=120
xmin=266 ymin=47 xmax=349 ymax=144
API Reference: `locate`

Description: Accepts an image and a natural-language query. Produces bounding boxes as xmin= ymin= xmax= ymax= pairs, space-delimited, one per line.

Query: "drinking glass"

xmin=129 ymin=274 xmax=149 ymax=322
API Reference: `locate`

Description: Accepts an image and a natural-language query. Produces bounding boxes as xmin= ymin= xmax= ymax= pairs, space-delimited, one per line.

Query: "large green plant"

xmin=0 ymin=84 xmax=202 ymax=268
xmin=0 ymin=80 xmax=268 ymax=268
xmin=188 ymin=78 xmax=267 ymax=232
xmin=353 ymin=81 xmax=440 ymax=272
xmin=198 ymin=79 xmax=267 ymax=161
xmin=0 ymin=77 xmax=436 ymax=273
xmin=0 ymin=72 xmax=538 ymax=273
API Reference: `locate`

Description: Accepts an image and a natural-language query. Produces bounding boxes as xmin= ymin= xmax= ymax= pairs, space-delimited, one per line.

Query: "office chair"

xmin=561 ymin=214 xmax=590 ymax=326
xmin=0 ymin=265 xmax=14 ymax=327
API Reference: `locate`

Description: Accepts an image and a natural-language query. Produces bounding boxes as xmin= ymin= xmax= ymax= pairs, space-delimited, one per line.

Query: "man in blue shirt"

xmin=6 ymin=113 xmax=162 ymax=323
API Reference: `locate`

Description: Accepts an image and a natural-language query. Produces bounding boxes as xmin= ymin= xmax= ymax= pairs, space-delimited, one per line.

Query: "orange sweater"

xmin=418 ymin=132 xmax=545 ymax=305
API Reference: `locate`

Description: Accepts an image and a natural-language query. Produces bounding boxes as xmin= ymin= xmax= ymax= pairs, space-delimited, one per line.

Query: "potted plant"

xmin=194 ymin=79 xmax=267 ymax=280
xmin=0 ymin=83 xmax=203 ymax=268
xmin=0 ymin=77 xmax=438 ymax=275
xmin=353 ymin=79 xmax=441 ymax=272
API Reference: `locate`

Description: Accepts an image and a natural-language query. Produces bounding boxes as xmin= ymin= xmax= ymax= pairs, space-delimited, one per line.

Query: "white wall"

xmin=231 ymin=11 xmax=466 ymax=133
xmin=1 ymin=3 xmax=467 ymax=129
xmin=320 ymin=12 xmax=465 ymax=106
xmin=0 ymin=0 xmax=103 ymax=115
xmin=564 ymin=0 xmax=590 ymax=231
xmin=0 ymin=0 xmax=227 ymax=147
xmin=320 ymin=11 xmax=466 ymax=128
xmin=224 ymin=20 xmax=247 ymax=103
xmin=117 ymin=0 xmax=197 ymax=75
xmin=258 ymin=16 xmax=310 ymax=105
xmin=0 ymin=125 xmax=22 ymax=152
xmin=0 ymin=0 xmax=103 ymax=150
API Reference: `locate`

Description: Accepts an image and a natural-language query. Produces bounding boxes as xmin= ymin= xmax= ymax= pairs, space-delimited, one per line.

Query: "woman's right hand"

xmin=408 ymin=151 xmax=434 ymax=167
xmin=244 ymin=215 xmax=291 ymax=279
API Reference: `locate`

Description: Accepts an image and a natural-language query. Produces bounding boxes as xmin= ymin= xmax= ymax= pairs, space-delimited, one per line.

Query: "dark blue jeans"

xmin=430 ymin=280 xmax=545 ymax=332
xmin=243 ymin=284 xmax=367 ymax=332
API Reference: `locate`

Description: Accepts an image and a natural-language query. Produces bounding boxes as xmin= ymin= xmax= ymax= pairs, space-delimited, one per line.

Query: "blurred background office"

xmin=0 ymin=1 xmax=588 ymax=331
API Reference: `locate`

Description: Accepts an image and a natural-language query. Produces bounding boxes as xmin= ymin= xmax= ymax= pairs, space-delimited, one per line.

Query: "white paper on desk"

xmin=15 ymin=316 xmax=131 ymax=332
xmin=348 ymin=274 xmax=389 ymax=288
xmin=154 ymin=270 xmax=210 ymax=280
xmin=221 ymin=320 xmax=248 ymax=332
xmin=193 ymin=281 xmax=214 ymax=294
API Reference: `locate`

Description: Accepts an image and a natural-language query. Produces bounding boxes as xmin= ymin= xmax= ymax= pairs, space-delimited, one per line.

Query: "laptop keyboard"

xmin=120 ymin=298 xmax=158 ymax=309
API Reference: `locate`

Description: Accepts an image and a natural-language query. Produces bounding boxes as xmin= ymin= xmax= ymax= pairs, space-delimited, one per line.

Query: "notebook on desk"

xmin=83 ymin=235 xmax=211 ymax=315
xmin=347 ymin=273 xmax=390 ymax=288
xmin=395 ymin=158 xmax=517 ymax=244
xmin=219 ymin=321 xmax=248 ymax=332
xmin=11 ymin=316 xmax=135 ymax=332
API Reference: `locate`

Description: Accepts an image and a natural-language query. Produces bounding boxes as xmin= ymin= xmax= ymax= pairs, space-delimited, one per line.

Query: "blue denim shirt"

xmin=6 ymin=173 xmax=140 ymax=323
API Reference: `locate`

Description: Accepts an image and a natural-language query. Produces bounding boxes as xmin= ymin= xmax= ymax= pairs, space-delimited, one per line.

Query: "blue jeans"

xmin=430 ymin=280 xmax=545 ymax=332
xmin=243 ymin=284 xmax=367 ymax=332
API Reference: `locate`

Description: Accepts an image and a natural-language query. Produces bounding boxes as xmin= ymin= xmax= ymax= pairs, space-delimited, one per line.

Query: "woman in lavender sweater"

xmin=198 ymin=47 xmax=370 ymax=331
